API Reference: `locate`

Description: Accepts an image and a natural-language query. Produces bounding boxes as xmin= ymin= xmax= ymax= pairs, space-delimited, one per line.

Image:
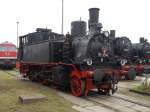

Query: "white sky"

xmin=0 ymin=0 xmax=150 ymax=45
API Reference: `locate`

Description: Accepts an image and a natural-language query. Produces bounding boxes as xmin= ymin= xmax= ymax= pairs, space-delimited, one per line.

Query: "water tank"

xmin=71 ymin=21 xmax=87 ymax=37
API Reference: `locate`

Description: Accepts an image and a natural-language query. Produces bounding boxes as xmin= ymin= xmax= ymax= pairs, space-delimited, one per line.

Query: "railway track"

xmin=86 ymin=92 xmax=150 ymax=112
xmin=59 ymin=90 xmax=150 ymax=112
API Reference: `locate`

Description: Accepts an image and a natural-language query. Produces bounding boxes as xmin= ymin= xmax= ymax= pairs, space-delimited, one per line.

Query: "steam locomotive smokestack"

xmin=88 ymin=8 xmax=100 ymax=28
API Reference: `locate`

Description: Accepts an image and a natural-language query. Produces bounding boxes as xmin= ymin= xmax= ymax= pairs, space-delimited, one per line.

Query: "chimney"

xmin=89 ymin=8 xmax=99 ymax=26
xmin=88 ymin=8 xmax=100 ymax=33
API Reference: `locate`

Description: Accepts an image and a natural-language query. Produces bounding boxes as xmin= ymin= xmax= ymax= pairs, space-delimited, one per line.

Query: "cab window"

xmin=7 ymin=46 xmax=17 ymax=51
xmin=0 ymin=46 xmax=6 ymax=51
xmin=0 ymin=45 xmax=16 ymax=51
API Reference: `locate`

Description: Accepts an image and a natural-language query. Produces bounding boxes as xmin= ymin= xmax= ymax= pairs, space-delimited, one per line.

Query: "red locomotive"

xmin=0 ymin=41 xmax=17 ymax=68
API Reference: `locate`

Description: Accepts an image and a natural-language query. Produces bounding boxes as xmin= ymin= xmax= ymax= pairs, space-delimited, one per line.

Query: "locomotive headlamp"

xmin=87 ymin=59 xmax=93 ymax=65
xmin=84 ymin=58 xmax=93 ymax=65
xmin=120 ymin=59 xmax=127 ymax=66
xmin=103 ymin=31 xmax=109 ymax=37
xmin=83 ymin=58 xmax=93 ymax=65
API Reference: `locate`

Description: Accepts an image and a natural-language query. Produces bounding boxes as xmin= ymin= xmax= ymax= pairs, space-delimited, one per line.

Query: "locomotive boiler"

xmin=113 ymin=36 xmax=132 ymax=60
xmin=18 ymin=8 xmax=119 ymax=96
xmin=107 ymin=30 xmax=133 ymax=65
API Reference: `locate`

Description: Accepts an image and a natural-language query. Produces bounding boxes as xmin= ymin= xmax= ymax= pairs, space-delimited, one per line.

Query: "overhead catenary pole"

xmin=16 ymin=21 xmax=19 ymax=48
xmin=61 ymin=0 xmax=64 ymax=34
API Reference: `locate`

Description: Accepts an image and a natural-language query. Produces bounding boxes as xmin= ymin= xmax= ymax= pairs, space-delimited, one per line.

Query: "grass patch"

xmin=132 ymin=84 xmax=150 ymax=93
xmin=0 ymin=71 xmax=76 ymax=112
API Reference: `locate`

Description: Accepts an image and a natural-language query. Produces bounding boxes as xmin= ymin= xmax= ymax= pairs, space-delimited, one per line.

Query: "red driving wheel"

xmin=70 ymin=77 xmax=85 ymax=97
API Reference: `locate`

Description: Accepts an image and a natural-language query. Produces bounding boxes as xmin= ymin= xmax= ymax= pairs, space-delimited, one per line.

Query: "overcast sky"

xmin=0 ymin=0 xmax=150 ymax=45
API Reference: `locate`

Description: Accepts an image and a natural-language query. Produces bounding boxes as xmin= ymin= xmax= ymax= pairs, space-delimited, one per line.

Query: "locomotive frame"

xmin=19 ymin=62 xmax=118 ymax=96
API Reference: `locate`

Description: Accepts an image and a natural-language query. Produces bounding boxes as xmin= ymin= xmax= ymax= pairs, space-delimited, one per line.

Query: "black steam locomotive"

xmin=132 ymin=37 xmax=150 ymax=64
xmin=111 ymin=32 xmax=150 ymax=65
xmin=112 ymin=34 xmax=150 ymax=76
xmin=18 ymin=8 xmax=123 ymax=96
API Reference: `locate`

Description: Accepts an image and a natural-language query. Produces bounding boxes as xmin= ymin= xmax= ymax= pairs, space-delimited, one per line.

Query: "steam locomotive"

xmin=18 ymin=8 xmax=120 ymax=96
xmin=112 ymin=35 xmax=150 ymax=76
xmin=0 ymin=41 xmax=17 ymax=69
xmin=131 ymin=37 xmax=150 ymax=74
xmin=132 ymin=37 xmax=150 ymax=64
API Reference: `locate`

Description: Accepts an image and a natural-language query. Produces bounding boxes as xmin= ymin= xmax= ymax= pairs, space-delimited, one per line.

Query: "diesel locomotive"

xmin=0 ymin=41 xmax=17 ymax=68
xmin=18 ymin=8 xmax=123 ymax=96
